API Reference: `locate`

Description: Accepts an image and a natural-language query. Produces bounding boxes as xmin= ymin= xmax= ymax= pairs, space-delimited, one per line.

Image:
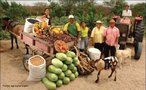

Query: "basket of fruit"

xmin=33 ymin=21 xmax=50 ymax=37
xmin=50 ymin=27 xmax=64 ymax=34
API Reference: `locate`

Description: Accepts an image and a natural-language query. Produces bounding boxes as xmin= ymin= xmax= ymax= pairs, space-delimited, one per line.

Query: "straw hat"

xmin=68 ymin=15 xmax=74 ymax=19
xmin=125 ymin=4 xmax=129 ymax=7
xmin=109 ymin=19 xmax=116 ymax=23
xmin=96 ymin=20 xmax=102 ymax=24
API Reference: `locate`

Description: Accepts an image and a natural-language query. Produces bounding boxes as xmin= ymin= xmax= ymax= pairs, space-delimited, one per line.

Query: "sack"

xmin=88 ymin=48 xmax=101 ymax=61
xmin=27 ymin=55 xmax=46 ymax=81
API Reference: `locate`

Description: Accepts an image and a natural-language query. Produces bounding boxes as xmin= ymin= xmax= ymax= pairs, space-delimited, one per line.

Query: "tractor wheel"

xmin=134 ymin=42 xmax=142 ymax=60
xmin=23 ymin=54 xmax=32 ymax=71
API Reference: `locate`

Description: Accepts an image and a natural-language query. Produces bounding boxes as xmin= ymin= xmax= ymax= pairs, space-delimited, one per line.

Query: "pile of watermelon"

xmin=42 ymin=51 xmax=79 ymax=90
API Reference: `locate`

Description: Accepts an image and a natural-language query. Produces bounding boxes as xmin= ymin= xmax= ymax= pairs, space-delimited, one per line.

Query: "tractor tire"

xmin=23 ymin=54 xmax=32 ymax=71
xmin=134 ymin=42 xmax=142 ymax=60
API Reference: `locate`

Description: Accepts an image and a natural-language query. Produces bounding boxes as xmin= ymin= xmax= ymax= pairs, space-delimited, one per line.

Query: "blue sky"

xmin=7 ymin=0 xmax=146 ymax=6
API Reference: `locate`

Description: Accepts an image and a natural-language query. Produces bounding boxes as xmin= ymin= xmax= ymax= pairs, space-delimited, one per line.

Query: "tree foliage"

xmin=49 ymin=2 xmax=65 ymax=17
xmin=104 ymin=0 xmax=127 ymax=16
xmin=131 ymin=3 xmax=146 ymax=17
xmin=59 ymin=0 xmax=94 ymax=15
xmin=0 ymin=0 xmax=29 ymax=20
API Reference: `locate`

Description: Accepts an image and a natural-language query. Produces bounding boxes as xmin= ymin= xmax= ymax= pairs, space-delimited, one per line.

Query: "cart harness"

xmin=5 ymin=20 xmax=19 ymax=31
xmin=8 ymin=21 xmax=19 ymax=28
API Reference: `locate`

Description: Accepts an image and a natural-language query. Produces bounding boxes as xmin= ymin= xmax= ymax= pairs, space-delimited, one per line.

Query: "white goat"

xmin=90 ymin=56 xmax=118 ymax=83
xmin=116 ymin=48 xmax=132 ymax=67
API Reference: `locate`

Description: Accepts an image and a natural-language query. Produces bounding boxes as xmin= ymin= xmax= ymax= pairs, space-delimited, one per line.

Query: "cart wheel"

xmin=134 ymin=42 xmax=142 ymax=60
xmin=23 ymin=54 xmax=32 ymax=71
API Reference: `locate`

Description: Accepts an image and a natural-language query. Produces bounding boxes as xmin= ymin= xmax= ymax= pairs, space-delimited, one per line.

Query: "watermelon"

xmin=48 ymin=65 xmax=62 ymax=75
xmin=58 ymin=72 xmax=65 ymax=79
xmin=56 ymin=53 xmax=67 ymax=61
xmin=42 ymin=77 xmax=56 ymax=90
xmin=63 ymin=77 xmax=70 ymax=85
xmin=46 ymin=73 xmax=58 ymax=82
xmin=69 ymin=73 xmax=75 ymax=81
xmin=65 ymin=70 xmax=72 ymax=77
xmin=73 ymin=56 xmax=78 ymax=62
xmin=61 ymin=64 xmax=68 ymax=71
xmin=66 ymin=51 xmax=76 ymax=58
xmin=65 ymin=57 xmax=73 ymax=64
xmin=73 ymin=61 xmax=80 ymax=66
xmin=68 ymin=64 xmax=75 ymax=70
xmin=56 ymin=80 xmax=63 ymax=87
xmin=74 ymin=71 xmax=79 ymax=78
xmin=51 ymin=58 xmax=63 ymax=68
xmin=72 ymin=67 xmax=77 ymax=73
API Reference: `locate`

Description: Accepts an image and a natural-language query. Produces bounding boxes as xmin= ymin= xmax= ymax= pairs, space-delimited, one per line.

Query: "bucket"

xmin=24 ymin=18 xmax=39 ymax=33
xmin=88 ymin=48 xmax=101 ymax=61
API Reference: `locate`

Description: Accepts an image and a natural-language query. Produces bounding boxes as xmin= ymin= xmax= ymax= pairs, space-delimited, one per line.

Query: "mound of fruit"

xmin=33 ymin=21 xmax=50 ymax=36
xmin=51 ymin=27 xmax=63 ymax=34
xmin=54 ymin=40 xmax=69 ymax=53
xmin=42 ymin=33 xmax=73 ymax=45
xmin=42 ymin=51 xmax=79 ymax=90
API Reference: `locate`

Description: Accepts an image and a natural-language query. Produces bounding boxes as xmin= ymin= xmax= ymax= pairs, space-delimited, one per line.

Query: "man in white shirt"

xmin=122 ymin=4 xmax=132 ymax=17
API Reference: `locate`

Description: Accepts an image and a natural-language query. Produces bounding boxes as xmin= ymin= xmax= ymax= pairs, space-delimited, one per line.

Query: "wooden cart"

xmin=10 ymin=31 xmax=75 ymax=71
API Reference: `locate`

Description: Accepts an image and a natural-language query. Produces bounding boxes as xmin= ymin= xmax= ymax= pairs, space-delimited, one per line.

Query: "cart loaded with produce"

xmin=21 ymin=18 xmax=94 ymax=90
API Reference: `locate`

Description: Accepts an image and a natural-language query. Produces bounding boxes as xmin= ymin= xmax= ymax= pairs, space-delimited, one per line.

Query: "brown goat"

xmin=90 ymin=56 xmax=118 ymax=83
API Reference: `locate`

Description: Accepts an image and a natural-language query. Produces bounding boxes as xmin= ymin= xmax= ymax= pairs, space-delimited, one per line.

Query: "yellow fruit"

xmin=42 ymin=22 xmax=48 ymax=29
xmin=39 ymin=29 xmax=42 ymax=31
xmin=52 ymin=27 xmax=63 ymax=34
xmin=34 ymin=23 xmax=38 ymax=28
xmin=60 ymin=31 xmax=63 ymax=34
xmin=54 ymin=30 xmax=60 ymax=33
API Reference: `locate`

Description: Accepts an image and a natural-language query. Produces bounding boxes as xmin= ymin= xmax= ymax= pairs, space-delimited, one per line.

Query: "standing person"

xmin=40 ymin=8 xmax=51 ymax=25
xmin=79 ymin=21 xmax=89 ymax=51
xmin=103 ymin=19 xmax=120 ymax=57
xmin=91 ymin=20 xmax=106 ymax=54
xmin=64 ymin=15 xmax=80 ymax=41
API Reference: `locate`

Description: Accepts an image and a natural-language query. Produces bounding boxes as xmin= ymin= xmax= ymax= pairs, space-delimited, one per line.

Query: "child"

xmin=79 ymin=21 xmax=89 ymax=52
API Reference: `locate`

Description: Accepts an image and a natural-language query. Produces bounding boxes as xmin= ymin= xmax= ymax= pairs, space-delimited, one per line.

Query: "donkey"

xmin=1 ymin=17 xmax=24 ymax=49
xmin=90 ymin=56 xmax=118 ymax=83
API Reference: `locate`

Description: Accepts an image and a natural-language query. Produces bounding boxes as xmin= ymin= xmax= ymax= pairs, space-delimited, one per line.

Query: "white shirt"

xmin=122 ymin=10 xmax=132 ymax=17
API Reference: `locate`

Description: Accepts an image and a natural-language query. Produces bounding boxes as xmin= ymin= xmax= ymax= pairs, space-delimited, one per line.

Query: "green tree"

xmin=103 ymin=0 xmax=126 ymax=16
xmin=131 ymin=3 xmax=146 ymax=17
xmin=0 ymin=0 xmax=9 ymax=10
xmin=0 ymin=0 xmax=30 ymax=20
xmin=49 ymin=2 xmax=65 ymax=17
xmin=59 ymin=0 xmax=94 ymax=16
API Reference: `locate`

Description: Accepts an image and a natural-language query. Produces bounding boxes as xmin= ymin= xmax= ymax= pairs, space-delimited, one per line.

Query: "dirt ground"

xmin=0 ymin=39 xmax=145 ymax=90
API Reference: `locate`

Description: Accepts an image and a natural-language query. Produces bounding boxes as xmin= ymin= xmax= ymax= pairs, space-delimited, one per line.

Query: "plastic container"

xmin=24 ymin=18 xmax=39 ymax=33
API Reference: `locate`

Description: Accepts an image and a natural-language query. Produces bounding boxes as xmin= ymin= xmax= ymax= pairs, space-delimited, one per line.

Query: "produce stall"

xmin=8 ymin=19 xmax=95 ymax=90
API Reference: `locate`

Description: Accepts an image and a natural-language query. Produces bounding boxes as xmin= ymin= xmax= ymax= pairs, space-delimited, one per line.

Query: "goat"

xmin=90 ymin=56 xmax=118 ymax=83
xmin=116 ymin=48 xmax=132 ymax=67
xmin=1 ymin=17 xmax=24 ymax=49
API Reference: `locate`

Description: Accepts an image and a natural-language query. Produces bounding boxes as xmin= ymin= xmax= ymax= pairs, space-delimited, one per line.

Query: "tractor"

xmin=113 ymin=16 xmax=145 ymax=60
